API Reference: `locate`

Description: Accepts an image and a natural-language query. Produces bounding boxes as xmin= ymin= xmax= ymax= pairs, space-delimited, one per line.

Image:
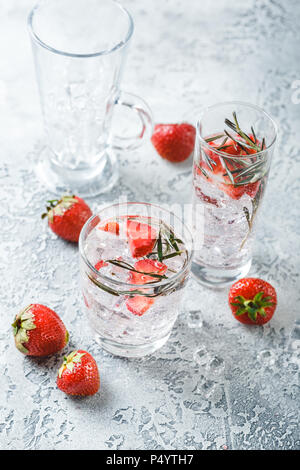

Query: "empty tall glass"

xmin=28 ymin=0 xmax=153 ymax=196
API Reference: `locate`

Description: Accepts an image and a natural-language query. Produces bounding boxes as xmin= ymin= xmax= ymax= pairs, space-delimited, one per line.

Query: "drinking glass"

xmin=192 ymin=101 xmax=277 ymax=287
xmin=79 ymin=202 xmax=194 ymax=357
xmin=28 ymin=0 xmax=153 ymax=197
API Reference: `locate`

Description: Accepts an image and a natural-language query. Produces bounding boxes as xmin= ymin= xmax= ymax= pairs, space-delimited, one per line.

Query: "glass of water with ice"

xmin=79 ymin=202 xmax=194 ymax=357
xmin=28 ymin=0 xmax=153 ymax=197
xmin=191 ymin=101 xmax=277 ymax=288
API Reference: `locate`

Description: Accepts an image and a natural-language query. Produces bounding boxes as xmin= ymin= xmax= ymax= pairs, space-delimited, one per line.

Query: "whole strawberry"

xmin=12 ymin=304 xmax=69 ymax=356
xmin=42 ymin=195 xmax=92 ymax=242
xmin=229 ymin=278 xmax=277 ymax=325
xmin=151 ymin=123 xmax=196 ymax=163
xmin=57 ymin=350 xmax=100 ymax=396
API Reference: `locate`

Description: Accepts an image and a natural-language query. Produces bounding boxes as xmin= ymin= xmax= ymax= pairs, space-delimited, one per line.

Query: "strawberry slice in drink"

xmin=199 ymin=139 xmax=261 ymax=200
xmin=126 ymin=259 xmax=167 ymax=316
xmin=126 ymin=219 xmax=157 ymax=258
xmin=129 ymin=259 xmax=168 ymax=284
xmin=125 ymin=296 xmax=155 ymax=316
xmin=98 ymin=221 xmax=120 ymax=235
xmin=217 ymin=141 xmax=260 ymax=199
xmin=94 ymin=260 xmax=108 ymax=271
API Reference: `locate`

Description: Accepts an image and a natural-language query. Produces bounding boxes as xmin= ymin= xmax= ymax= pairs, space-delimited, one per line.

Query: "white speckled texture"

xmin=0 ymin=0 xmax=299 ymax=450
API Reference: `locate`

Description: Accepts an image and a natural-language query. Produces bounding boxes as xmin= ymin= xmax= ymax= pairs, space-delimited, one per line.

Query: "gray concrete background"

xmin=0 ymin=0 xmax=299 ymax=450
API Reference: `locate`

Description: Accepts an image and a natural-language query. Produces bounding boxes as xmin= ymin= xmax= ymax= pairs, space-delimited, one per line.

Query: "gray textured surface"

xmin=0 ymin=0 xmax=299 ymax=450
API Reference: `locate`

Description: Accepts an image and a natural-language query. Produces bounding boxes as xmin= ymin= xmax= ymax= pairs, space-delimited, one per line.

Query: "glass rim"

xmin=196 ymin=100 xmax=278 ymax=159
xmin=27 ymin=0 xmax=134 ymax=59
xmin=78 ymin=202 xmax=194 ymax=290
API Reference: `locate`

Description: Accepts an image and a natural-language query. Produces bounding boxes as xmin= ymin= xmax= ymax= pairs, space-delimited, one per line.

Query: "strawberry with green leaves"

xmin=57 ymin=350 xmax=100 ymax=396
xmin=12 ymin=304 xmax=69 ymax=356
xmin=42 ymin=195 xmax=92 ymax=242
xmin=229 ymin=278 xmax=277 ymax=325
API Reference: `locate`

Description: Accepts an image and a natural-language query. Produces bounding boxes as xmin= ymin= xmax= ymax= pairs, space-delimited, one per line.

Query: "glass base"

xmin=191 ymin=259 xmax=252 ymax=289
xmin=94 ymin=333 xmax=171 ymax=358
xmin=34 ymin=146 xmax=119 ymax=198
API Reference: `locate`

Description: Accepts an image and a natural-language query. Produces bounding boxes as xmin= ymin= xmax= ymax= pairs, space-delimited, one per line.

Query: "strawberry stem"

xmin=231 ymin=291 xmax=274 ymax=323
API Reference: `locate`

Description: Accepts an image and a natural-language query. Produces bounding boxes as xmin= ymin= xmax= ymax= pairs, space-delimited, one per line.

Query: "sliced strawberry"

xmin=94 ymin=260 xmax=108 ymax=271
xmin=194 ymin=186 xmax=219 ymax=206
xmin=198 ymin=139 xmax=261 ymax=200
xmin=126 ymin=219 xmax=157 ymax=258
xmin=126 ymin=259 xmax=167 ymax=316
xmin=129 ymin=259 xmax=167 ymax=285
xmin=98 ymin=221 xmax=120 ymax=235
xmin=125 ymin=296 xmax=155 ymax=317
xmin=83 ymin=293 xmax=90 ymax=308
xmin=220 ymin=180 xmax=260 ymax=199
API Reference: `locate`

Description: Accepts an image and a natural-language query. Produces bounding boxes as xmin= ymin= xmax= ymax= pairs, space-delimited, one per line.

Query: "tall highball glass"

xmin=192 ymin=101 xmax=277 ymax=288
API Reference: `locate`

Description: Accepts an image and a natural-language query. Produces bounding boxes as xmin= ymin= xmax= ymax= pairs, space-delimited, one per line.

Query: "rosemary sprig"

xmin=225 ymin=112 xmax=261 ymax=152
xmin=220 ymin=157 xmax=235 ymax=185
xmin=202 ymin=149 xmax=216 ymax=171
xmin=88 ymin=274 xmax=163 ymax=298
xmin=169 ymin=230 xmax=180 ymax=252
xmin=243 ymin=207 xmax=251 ymax=229
xmin=88 ymin=219 xmax=187 ymax=298
xmin=156 ymin=223 xmax=185 ymax=259
xmin=162 ymin=251 xmax=183 ymax=260
xmin=148 ymin=251 xmax=184 ymax=260
xmin=198 ymin=165 xmax=209 ymax=178
xmin=157 ymin=229 xmax=163 ymax=262
xmin=224 ymin=129 xmax=250 ymax=154
xmin=233 ymin=160 xmax=265 ymax=181
xmin=240 ymin=181 xmax=265 ymax=250
xmin=200 ymin=111 xmax=268 ymax=186
xmin=204 ymin=134 xmax=225 ymax=143
xmin=216 ymin=136 xmax=229 ymax=151
xmin=88 ymin=274 xmax=120 ymax=296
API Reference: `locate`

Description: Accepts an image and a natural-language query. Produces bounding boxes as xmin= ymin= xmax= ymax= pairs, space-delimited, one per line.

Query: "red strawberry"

xmin=126 ymin=259 xmax=167 ymax=316
xmin=94 ymin=260 xmax=108 ymax=271
xmin=229 ymin=278 xmax=277 ymax=325
xmin=12 ymin=304 xmax=69 ymax=356
xmin=128 ymin=259 xmax=167 ymax=284
xmin=83 ymin=293 xmax=90 ymax=308
xmin=151 ymin=123 xmax=196 ymax=162
xmin=56 ymin=350 xmax=100 ymax=396
xmin=42 ymin=195 xmax=92 ymax=243
xmin=220 ymin=180 xmax=260 ymax=200
xmin=98 ymin=221 xmax=120 ymax=235
xmin=126 ymin=219 xmax=157 ymax=258
xmin=126 ymin=296 xmax=155 ymax=316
